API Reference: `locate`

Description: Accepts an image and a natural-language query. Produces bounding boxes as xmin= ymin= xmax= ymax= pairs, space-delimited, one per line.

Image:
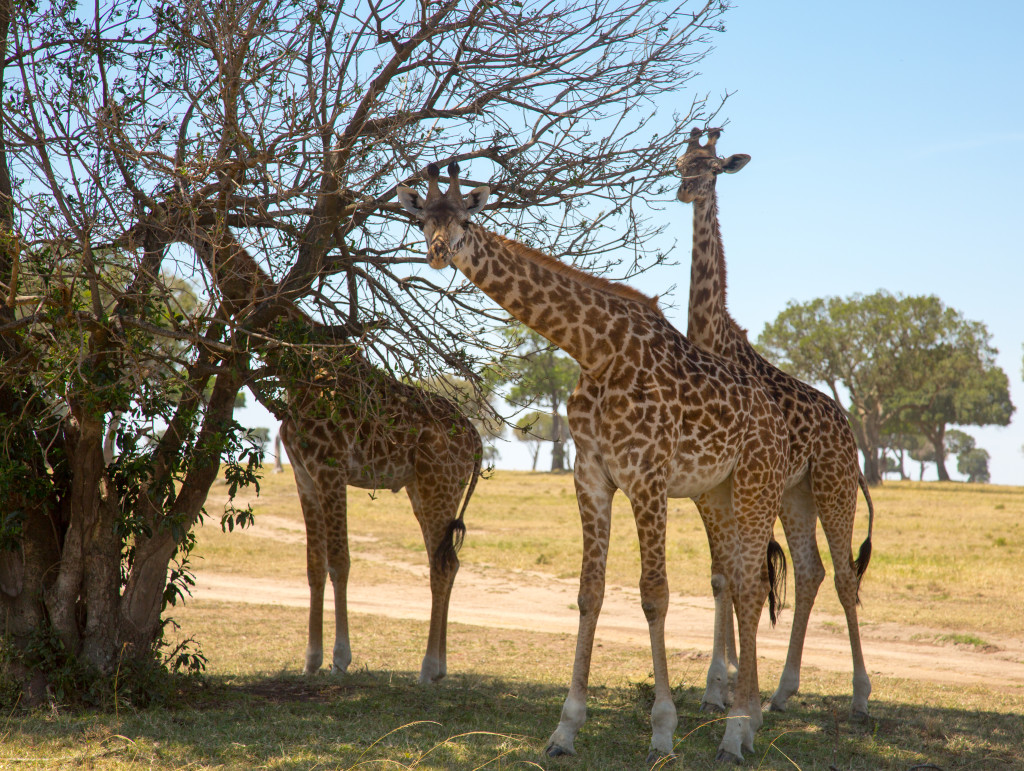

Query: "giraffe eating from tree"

xmin=675 ymin=127 xmax=875 ymax=718
xmin=398 ymin=161 xmax=790 ymax=764
xmin=198 ymin=233 xmax=482 ymax=685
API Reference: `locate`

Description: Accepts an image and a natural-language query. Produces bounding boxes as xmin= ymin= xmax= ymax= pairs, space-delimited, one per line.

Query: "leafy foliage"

xmin=496 ymin=327 xmax=579 ymax=471
xmin=758 ymin=291 xmax=1013 ymax=483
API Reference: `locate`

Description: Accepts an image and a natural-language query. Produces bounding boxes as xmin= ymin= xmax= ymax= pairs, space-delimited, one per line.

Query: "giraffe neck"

xmin=687 ymin=191 xmax=745 ymax=359
xmin=452 ymin=223 xmax=658 ymax=374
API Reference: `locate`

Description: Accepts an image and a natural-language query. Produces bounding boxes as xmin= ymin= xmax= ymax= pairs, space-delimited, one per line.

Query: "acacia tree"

xmin=0 ymin=0 xmax=731 ymax=697
xmin=758 ymin=291 xmax=1013 ymax=484
xmin=514 ymin=411 xmax=571 ymax=471
xmin=498 ymin=328 xmax=579 ymax=471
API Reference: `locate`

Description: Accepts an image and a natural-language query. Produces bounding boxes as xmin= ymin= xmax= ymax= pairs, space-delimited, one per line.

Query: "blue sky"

xmin=622 ymin=0 xmax=1024 ymax=484
xmin=240 ymin=1 xmax=1024 ymax=484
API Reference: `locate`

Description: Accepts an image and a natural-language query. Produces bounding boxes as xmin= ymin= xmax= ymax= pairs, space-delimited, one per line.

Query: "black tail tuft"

xmin=766 ymin=538 xmax=788 ymax=627
xmin=854 ymin=536 xmax=872 ymax=579
xmin=854 ymin=471 xmax=876 ymax=603
xmin=433 ymin=517 xmax=466 ymax=572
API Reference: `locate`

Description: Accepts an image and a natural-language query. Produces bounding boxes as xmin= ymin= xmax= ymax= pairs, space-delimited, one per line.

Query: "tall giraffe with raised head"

xmin=676 ymin=127 xmax=875 ymax=717
xmin=398 ymin=162 xmax=790 ymax=764
xmin=200 ymin=234 xmax=482 ymax=684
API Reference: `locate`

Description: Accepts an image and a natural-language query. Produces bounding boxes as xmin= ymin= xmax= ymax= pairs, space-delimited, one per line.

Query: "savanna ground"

xmin=3 ymin=470 xmax=1024 ymax=769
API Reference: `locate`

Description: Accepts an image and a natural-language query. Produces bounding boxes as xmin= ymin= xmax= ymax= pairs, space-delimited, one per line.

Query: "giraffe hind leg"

xmin=408 ymin=480 xmax=464 ymax=684
xmin=816 ymin=474 xmax=872 ymax=718
xmin=769 ymin=479 xmax=824 ymax=713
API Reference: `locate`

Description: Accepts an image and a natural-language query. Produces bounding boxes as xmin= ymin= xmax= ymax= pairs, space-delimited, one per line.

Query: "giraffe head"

xmin=397 ymin=162 xmax=490 ymax=269
xmin=675 ymin=128 xmax=750 ymax=204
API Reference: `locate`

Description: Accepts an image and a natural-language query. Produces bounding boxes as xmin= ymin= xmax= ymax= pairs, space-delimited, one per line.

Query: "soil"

xmin=193 ymin=511 xmax=1024 ymax=694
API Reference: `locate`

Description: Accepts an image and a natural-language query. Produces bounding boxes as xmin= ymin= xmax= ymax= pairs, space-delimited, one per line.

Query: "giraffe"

xmin=398 ymin=162 xmax=790 ymax=763
xmin=675 ymin=127 xmax=875 ymax=717
xmin=198 ymin=233 xmax=483 ymax=684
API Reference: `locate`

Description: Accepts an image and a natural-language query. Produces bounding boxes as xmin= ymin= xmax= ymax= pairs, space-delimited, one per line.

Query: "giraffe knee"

xmin=577 ymin=591 xmax=603 ymax=617
xmin=639 ymin=580 xmax=669 ymax=623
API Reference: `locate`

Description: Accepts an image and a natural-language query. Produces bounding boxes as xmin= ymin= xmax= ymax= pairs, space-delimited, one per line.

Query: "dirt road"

xmin=193 ymin=512 xmax=1024 ymax=694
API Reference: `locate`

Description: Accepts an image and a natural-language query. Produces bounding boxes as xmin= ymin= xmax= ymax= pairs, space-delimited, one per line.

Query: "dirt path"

xmin=193 ymin=513 xmax=1024 ymax=693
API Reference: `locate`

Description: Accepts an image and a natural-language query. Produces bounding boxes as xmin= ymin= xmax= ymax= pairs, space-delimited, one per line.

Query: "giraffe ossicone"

xmin=399 ymin=160 xmax=790 ymax=763
xmin=675 ymin=126 xmax=875 ymax=718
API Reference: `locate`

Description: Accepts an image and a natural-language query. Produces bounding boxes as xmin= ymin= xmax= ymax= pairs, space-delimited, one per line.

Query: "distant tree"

xmin=946 ymin=430 xmax=991 ymax=483
xmin=759 ymin=291 xmax=1014 ymax=484
xmin=892 ymin=327 xmax=1013 ymax=481
xmin=515 ymin=413 xmax=547 ymax=471
xmin=420 ymin=374 xmax=505 ymax=467
xmin=906 ymin=439 xmax=936 ymax=481
xmin=514 ymin=411 xmax=572 ymax=471
xmin=273 ymin=431 xmax=285 ymax=473
xmin=497 ymin=328 xmax=579 ymax=472
xmin=248 ymin=428 xmax=271 ymax=452
xmin=880 ymin=430 xmax=928 ymax=480
xmin=958 ymin=448 xmax=991 ymax=483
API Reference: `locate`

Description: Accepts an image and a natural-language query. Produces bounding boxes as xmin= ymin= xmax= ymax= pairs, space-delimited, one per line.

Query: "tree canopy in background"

xmin=496 ymin=327 xmax=579 ymax=472
xmin=758 ymin=291 xmax=1013 ymax=484
xmin=0 ymin=0 xmax=731 ymax=699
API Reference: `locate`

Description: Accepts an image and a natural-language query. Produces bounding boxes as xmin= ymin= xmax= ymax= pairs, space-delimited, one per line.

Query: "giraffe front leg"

xmin=545 ymin=462 xmax=614 ymax=758
xmin=717 ymin=543 xmax=770 ymax=763
xmin=695 ymin=489 xmax=735 ymax=713
xmin=324 ymin=484 xmax=352 ymax=675
xmin=291 ymin=453 xmax=329 ymax=676
xmin=305 ymin=569 xmax=326 ymax=675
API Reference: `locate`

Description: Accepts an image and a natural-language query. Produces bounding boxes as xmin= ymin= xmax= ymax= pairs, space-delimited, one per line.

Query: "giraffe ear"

xmin=722 ymin=154 xmax=751 ymax=174
xmin=396 ymin=186 xmax=424 ymax=217
xmin=463 ymin=185 xmax=490 ymax=216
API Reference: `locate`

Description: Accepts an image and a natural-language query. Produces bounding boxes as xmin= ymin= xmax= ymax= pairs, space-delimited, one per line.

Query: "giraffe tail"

xmin=432 ymin=441 xmax=482 ymax=571
xmin=854 ymin=472 xmax=875 ymax=593
xmin=766 ymin=537 xmax=788 ymax=627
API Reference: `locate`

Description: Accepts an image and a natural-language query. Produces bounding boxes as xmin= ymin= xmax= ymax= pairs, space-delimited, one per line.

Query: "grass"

xmin=202 ymin=470 xmax=1024 ymax=637
xmin=4 ymin=471 xmax=1024 ymax=769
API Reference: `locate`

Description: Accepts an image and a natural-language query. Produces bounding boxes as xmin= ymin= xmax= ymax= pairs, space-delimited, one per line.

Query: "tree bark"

xmin=550 ymin=411 xmax=565 ymax=472
xmin=930 ymin=427 xmax=950 ymax=482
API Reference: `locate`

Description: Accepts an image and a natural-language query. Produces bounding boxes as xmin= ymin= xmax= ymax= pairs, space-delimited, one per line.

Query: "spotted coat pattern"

xmin=201 ymin=234 xmax=482 ymax=685
xmin=398 ymin=165 xmax=790 ymax=763
xmin=676 ymin=128 xmax=875 ymax=717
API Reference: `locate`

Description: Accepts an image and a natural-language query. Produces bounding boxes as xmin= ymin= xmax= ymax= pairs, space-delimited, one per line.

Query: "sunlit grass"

xmin=201 ymin=469 xmax=1024 ymax=638
xmin=7 ymin=472 xmax=1023 ymax=769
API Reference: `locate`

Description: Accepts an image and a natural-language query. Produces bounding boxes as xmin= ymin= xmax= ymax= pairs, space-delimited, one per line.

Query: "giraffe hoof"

xmin=646 ymin=749 xmax=677 ymax=766
xmin=715 ymin=748 xmax=742 ymax=765
xmin=851 ymin=708 xmax=870 ymax=722
xmin=700 ymin=700 xmax=726 ymax=714
xmin=544 ymin=742 xmax=575 ymax=758
xmin=768 ymin=700 xmax=787 ymax=713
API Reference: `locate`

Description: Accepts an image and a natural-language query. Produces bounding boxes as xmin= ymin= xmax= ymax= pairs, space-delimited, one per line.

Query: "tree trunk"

xmin=119 ymin=360 xmax=242 ymax=657
xmin=549 ymin=412 xmax=565 ymax=472
xmin=848 ymin=405 xmax=882 ymax=485
xmin=931 ymin=427 xmax=950 ymax=482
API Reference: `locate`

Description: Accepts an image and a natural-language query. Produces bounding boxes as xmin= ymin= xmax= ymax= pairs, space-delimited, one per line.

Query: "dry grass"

xmin=5 ymin=470 xmax=1023 ymax=770
xmin=202 ymin=469 xmax=1024 ymax=637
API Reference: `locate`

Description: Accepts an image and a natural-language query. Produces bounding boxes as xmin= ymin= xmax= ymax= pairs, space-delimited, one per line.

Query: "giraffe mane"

xmin=479 ymin=227 xmax=664 ymax=318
